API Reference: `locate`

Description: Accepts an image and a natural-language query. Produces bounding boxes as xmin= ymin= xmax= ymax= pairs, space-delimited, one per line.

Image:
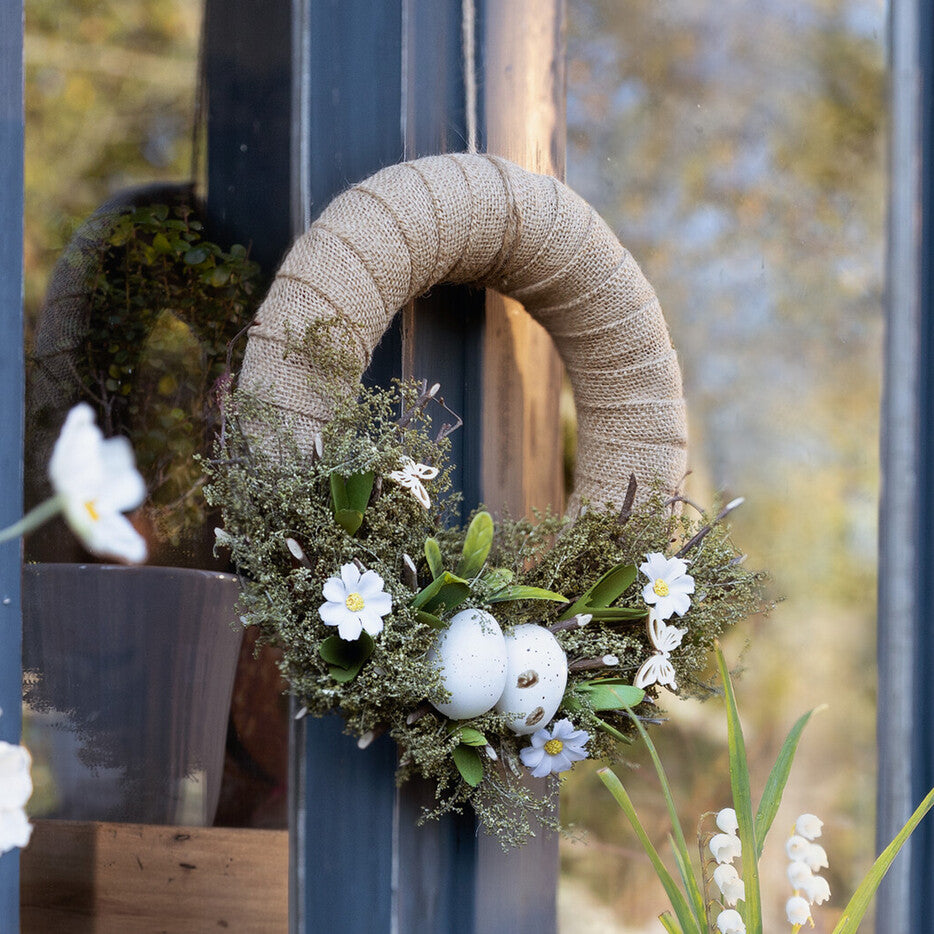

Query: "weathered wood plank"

xmin=21 ymin=821 xmax=288 ymax=933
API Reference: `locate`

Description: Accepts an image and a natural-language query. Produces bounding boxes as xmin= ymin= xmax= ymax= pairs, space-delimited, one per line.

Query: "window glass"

xmin=562 ymin=1 xmax=884 ymax=929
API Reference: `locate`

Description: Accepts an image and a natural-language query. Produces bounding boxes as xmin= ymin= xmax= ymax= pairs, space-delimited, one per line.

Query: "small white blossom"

xmin=716 ymin=908 xmax=746 ymax=934
xmin=639 ymin=552 xmax=695 ymax=620
xmin=519 ymin=719 xmax=590 ymax=778
xmin=48 ymin=403 xmax=147 ymax=563
xmin=786 ymin=895 xmax=812 ymax=926
xmin=801 ymin=873 xmax=831 ymax=906
xmin=795 ymin=813 xmax=823 ymax=840
xmin=713 ymin=863 xmax=745 ymax=907
xmin=0 ymin=740 xmax=32 ymax=855
xmin=802 ymin=841 xmax=829 ymax=871
xmin=386 ymin=456 xmax=439 ymax=509
xmin=318 ymin=563 xmax=392 ymax=640
xmin=785 ymin=834 xmax=810 ymax=862
xmin=716 ymin=807 xmax=739 ymax=835
xmin=710 ymin=832 xmax=743 ymax=864
xmin=787 ymin=860 xmax=813 ymax=889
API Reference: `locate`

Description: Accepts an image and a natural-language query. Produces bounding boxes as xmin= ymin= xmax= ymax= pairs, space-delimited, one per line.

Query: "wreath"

xmin=205 ymin=154 xmax=762 ymax=846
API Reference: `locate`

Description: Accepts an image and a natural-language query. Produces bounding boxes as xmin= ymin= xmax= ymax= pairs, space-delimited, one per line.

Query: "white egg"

xmin=495 ymin=624 xmax=568 ymax=735
xmin=427 ymin=608 xmax=508 ymax=720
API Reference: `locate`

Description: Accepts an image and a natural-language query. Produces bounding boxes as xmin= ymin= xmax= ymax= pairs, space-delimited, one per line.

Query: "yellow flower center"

xmin=544 ymin=739 xmax=564 ymax=756
xmin=84 ymin=500 xmax=100 ymax=522
xmin=345 ymin=592 xmax=365 ymax=612
xmin=653 ymin=578 xmax=670 ymax=597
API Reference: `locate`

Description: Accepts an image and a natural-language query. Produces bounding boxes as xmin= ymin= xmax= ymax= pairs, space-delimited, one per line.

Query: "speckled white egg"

xmin=427 ymin=609 xmax=508 ymax=720
xmin=495 ymin=624 xmax=568 ymax=735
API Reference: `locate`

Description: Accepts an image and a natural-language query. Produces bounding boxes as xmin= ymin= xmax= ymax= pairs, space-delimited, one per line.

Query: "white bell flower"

xmin=785 ymin=833 xmax=810 ymax=862
xmin=639 ymin=552 xmax=694 ymax=620
xmin=786 ymin=895 xmax=812 ymax=926
xmin=802 ymin=841 xmax=829 ymax=871
xmin=713 ymin=863 xmax=745 ymax=907
xmin=48 ymin=403 xmax=147 ymax=563
xmin=716 ymin=908 xmax=746 ymax=934
xmin=318 ymin=563 xmax=392 ymax=641
xmin=801 ymin=872 xmax=831 ymax=906
xmin=795 ymin=812 xmax=823 ymax=840
xmin=709 ymin=831 xmax=742 ymax=864
xmin=716 ymin=807 xmax=739 ymax=835
xmin=787 ymin=859 xmax=813 ymax=889
xmin=386 ymin=456 xmax=439 ymax=509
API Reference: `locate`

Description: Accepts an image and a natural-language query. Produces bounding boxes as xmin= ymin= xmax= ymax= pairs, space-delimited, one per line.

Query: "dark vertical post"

xmin=879 ymin=0 xmax=934 ymax=929
xmin=0 ymin=0 xmax=24 ymax=923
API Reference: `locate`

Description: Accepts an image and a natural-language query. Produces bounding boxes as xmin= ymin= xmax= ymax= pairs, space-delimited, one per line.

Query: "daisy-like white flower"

xmin=709 ymin=831 xmax=742 ymax=864
xmin=786 ymin=895 xmax=812 ymax=926
xmin=716 ymin=807 xmax=739 ymax=835
xmin=713 ymin=863 xmax=745 ymax=907
xmin=0 ymin=738 xmax=33 ymax=855
xmin=519 ymin=719 xmax=590 ymax=778
xmin=386 ymin=456 xmax=439 ymax=509
xmin=716 ymin=908 xmax=746 ymax=934
xmin=633 ymin=611 xmax=688 ymax=690
xmin=795 ymin=813 xmax=823 ymax=840
xmin=801 ymin=873 xmax=831 ymax=906
xmin=318 ymin=563 xmax=392 ymax=641
xmin=48 ymin=403 xmax=147 ymax=564
xmin=639 ymin=552 xmax=694 ymax=620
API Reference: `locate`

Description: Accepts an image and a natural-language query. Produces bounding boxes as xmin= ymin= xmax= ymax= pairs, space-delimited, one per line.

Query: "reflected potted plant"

xmin=21 ymin=189 xmax=260 ymax=826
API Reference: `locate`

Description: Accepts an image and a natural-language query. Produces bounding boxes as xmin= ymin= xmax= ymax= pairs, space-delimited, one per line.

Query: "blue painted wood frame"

xmin=0 ymin=0 xmax=24 ymax=923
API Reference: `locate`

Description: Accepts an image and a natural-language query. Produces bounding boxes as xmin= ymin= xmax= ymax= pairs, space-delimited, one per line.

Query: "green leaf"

xmin=410 ymin=571 xmax=470 ymax=615
xmin=561 ymin=563 xmax=638 ymax=620
xmin=597 ymin=768 xmax=702 ymax=934
xmin=415 ymin=610 xmax=447 ymax=630
xmin=594 ymin=717 xmax=634 ymax=744
xmin=586 ymin=606 xmax=648 ymax=622
xmin=831 ymin=786 xmax=934 ymax=934
xmin=457 ymin=727 xmax=488 ymax=747
xmin=481 ymin=568 xmax=514 ymax=591
xmin=183 ymin=246 xmax=210 ymax=265
xmin=576 ymin=683 xmax=645 ymax=711
xmin=715 ymin=644 xmax=763 ymax=934
xmin=658 ymin=912 xmax=683 ymax=934
xmin=330 ymin=471 xmax=375 ymax=536
xmin=487 ymin=585 xmax=569 ymax=604
xmin=452 ymin=744 xmax=484 ymax=787
xmin=754 ymin=707 xmax=819 ymax=858
xmin=425 ymin=537 xmax=445 ymax=580
xmin=625 ymin=709 xmax=707 ymax=930
xmin=456 ymin=511 xmax=494 ymax=579
xmin=152 ymin=232 xmax=172 ymax=254
xmin=319 ymin=632 xmax=374 ymax=683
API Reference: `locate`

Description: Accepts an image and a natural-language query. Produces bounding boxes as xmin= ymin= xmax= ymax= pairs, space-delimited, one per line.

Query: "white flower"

xmin=48 ymin=403 xmax=147 ymax=564
xmin=716 ymin=908 xmax=746 ymax=934
xmin=802 ymin=841 xmax=829 ymax=871
xmin=785 ymin=834 xmax=810 ymax=862
xmin=716 ymin=807 xmax=739 ymax=835
xmin=633 ymin=611 xmax=688 ymax=690
xmin=639 ymin=552 xmax=694 ymax=620
xmin=0 ymin=740 xmax=32 ymax=855
xmin=519 ymin=719 xmax=590 ymax=778
xmin=787 ymin=860 xmax=813 ymax=889
xmin=801 ymin=873 xmax=831 ymax=905
xmin=786 ymin=895 xmax=812 ymax=926
xmin=710 ymin=831 xmax=743 ymax=864
xmin=318 ymin=563 xmax=392 ymax=640
xmin=795 ymin=813 xmax=823 ymax=840
xmin=713 ymin=863 xmax=746 ymax=907
xmin=387 ymin=456 xmax=439 ymax=509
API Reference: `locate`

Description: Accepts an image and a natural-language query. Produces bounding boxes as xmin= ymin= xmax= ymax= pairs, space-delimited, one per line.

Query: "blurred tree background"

xmin=561 ymin=1 xmax=885 ymax=931
xmin=23 ymin=0 xmax=886 ymax=930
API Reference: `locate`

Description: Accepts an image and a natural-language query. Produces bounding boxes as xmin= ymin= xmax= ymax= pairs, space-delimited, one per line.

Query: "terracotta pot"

xmin=22 ymin=564 xmax=242 ymax=826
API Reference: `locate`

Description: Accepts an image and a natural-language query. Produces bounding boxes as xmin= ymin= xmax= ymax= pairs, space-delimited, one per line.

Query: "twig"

xmin=675 ymin=497 xmax=745 ymax=559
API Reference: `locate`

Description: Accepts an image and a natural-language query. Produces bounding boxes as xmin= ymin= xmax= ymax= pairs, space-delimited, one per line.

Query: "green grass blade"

xmin=658 ymin=911 xmax=683 ymax=934
xmin=753 ymin=707 xmax=819 ymax=858
xmin=625 ymin=709 xmax=707 ymax=929
xmin=831 ymin=786 xmax=934 ymax=934
xmin=598 ymin=768 xmax=701 ymax=934
xmin=715 ymin=643 xmax=763 ymax=934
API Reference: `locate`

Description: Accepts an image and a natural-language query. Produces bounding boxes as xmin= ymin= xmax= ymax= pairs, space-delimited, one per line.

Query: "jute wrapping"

xmin=240 ymin=153 xmax=687 ymax=510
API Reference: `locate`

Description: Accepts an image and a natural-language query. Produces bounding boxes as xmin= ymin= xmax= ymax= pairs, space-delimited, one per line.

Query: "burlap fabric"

xmin=240 ymin=153 xmax=687 ymax=509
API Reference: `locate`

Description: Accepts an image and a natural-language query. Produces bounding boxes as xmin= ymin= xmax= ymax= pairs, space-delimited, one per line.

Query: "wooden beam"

xmin=21 ymin=822 xmax=288 ymax=933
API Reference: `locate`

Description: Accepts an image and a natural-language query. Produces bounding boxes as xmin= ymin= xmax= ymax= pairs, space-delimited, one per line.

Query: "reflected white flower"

xmin=709 ymin=831 xmax=742 ymax=864
xmin=633 ymin=611 xmax=687 ymax=690
xmin=786 ymin=895 xmax=812 ymax=926
xmin=795 ymin=813 xmax=823 ymax=840
xmin=716 ymin=908 xmax=746 ymax=934
xmin=639 ymin=552 xmax=694 ymax=620
xmin=318 ymin=563 xmax=392 ymax=641
xmin=0 ymin=740 xmax=32 ymax=855
xmin=519 ymin=719 xmax=590 ymax=778
xmin=716 ymin=807 xmax=739 ymax=835
xmin=713 ymin=863 xmax=745 ymax=907
xmin=48 ymin=403 xmax=147 ymax=564
xmin=387 ymin=456 xmax=439 ymax=509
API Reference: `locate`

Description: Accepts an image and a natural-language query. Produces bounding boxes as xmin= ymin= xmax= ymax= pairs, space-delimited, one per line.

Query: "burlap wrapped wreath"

xmin=209 ymin=153 xmax=759 ymax=845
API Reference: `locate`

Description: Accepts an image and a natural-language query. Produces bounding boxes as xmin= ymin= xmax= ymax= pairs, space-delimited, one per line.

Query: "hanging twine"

xmin=240 ymin=153 xmax=687 ymax=510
